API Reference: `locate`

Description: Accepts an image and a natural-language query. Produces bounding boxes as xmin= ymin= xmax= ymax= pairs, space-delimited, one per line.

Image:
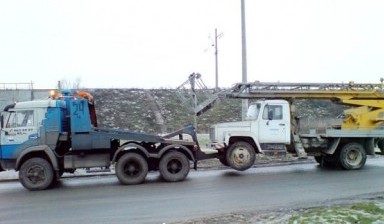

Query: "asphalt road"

xmin=1 ymin=158 xmax=384 ymax=224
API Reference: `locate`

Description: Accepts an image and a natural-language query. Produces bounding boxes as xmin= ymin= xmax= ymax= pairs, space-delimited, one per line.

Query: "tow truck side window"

xmin=6 ymin=110 xmax=34 ymax=128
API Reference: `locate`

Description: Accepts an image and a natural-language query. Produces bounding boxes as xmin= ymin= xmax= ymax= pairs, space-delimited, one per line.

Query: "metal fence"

xmin=0 ymin=82 xmax=34 ymax=90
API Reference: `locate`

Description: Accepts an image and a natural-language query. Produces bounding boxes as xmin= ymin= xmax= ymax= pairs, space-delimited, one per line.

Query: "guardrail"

xmin=0 ymin=82 xmax=34 ymax=90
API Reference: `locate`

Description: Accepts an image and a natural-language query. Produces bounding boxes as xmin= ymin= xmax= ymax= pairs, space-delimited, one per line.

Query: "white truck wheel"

xmin=339 ymin=143 xmax=366 ymax=170
xmin=226 ymin=141 xmax=256 ymax=171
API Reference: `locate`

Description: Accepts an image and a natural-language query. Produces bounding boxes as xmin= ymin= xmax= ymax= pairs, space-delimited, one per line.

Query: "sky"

xmin=0 ymin=0 xmax=384 ymax=89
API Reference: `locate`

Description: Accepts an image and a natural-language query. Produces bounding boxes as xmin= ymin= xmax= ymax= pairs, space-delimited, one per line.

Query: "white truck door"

xmin=258 ymin=103 xmax=290 ymax=144
xmin=1 ymin=110 xmax=38 ymax=159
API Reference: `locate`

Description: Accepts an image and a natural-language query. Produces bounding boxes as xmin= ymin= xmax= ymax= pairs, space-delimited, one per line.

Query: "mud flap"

xmin=292 ymin=134 xmax=307 ymax=158
xmin=365 ymin=138 xmax=375 ymax=155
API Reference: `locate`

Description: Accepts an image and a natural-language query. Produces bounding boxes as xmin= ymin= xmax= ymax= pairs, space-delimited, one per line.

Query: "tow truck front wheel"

xmin=226 ymin=141 xmax=256 ymax=171
xmin=19 ymin=158 xmax=54 ymax=191
xmin=159 ymin=151 xmax=190 ymax=182
xmin=116 ymin=153 xmax=148 ymax=185
xmin=339 ymin=143 xmax=367 ymax=170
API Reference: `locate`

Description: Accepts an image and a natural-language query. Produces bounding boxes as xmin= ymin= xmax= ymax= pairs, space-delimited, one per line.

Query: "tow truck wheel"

xmin=19 ymin=157 xmax=54 ymax=191
xmin=339 ymin=143 xmax=367 ymax=170
xmin=116 ymin=153 xmax=148 ymax=185
xmin=159 ymin=151 xmax=190 ymax=182
xmin=226 ymin=141 xmax=256 ymax=171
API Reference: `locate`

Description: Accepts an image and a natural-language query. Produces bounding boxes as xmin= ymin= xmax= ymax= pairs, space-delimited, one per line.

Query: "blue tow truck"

xmin=0 ymin=90 xmax=219 ymax=190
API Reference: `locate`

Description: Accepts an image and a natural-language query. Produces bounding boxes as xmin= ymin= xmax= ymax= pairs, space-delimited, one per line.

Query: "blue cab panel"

xmin=70 ymin=99 xmax=91 ymax=133
xmin=1 ymin=136 xmax=40 ymax=159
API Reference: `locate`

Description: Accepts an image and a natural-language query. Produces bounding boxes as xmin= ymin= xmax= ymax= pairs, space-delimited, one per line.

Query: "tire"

xmin=19 ymin=158 xmax=54 ymax=191
xmin=116 ymin=153 xmax=148 ymax=185
xmin=339 ymin=143 xmax=367 ymax=170
xmin=159 ymin=151 xmax=190 ymax=182
xmin=226 ymin=141 xmax=256 ymax=171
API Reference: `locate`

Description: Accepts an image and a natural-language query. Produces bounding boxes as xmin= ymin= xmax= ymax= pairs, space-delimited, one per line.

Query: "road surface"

xmin=1 ymin=158 xmax=384 ymax=224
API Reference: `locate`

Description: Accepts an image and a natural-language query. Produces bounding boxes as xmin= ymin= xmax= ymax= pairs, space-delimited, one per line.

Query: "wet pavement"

xmin=0 ymin=157 xmax=384 ymax=224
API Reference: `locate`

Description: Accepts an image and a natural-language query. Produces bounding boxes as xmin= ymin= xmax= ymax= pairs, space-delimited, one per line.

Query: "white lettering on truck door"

xmin=1 ymin=110 xmax=38 ymax=159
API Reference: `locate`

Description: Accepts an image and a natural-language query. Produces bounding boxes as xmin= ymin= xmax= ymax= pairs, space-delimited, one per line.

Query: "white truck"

xmin=208 ymin=81 xmax=384 ymax=171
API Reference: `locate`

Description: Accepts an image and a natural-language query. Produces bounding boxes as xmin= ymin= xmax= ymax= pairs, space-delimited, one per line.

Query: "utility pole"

xmin=213 ymin=28 xmax=223 ymax=92
xmin=189 ymin=73 xmax=198 ymax=131
xmin=215 ymin=28 xmax=219 ymax=91
xmin=241 ymin=0 xmax=248 ymax=120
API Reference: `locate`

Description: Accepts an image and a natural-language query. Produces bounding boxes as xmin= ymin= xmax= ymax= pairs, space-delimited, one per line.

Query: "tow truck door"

xmin=0 ymin=110 xmax=39 ymax=159
xmin=258 ymin=102 xmax=290 ymax=144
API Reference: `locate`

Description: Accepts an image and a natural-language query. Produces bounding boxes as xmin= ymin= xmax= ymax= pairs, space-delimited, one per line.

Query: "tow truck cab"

xmin=0 ymin=99 xmax=64 ymax=171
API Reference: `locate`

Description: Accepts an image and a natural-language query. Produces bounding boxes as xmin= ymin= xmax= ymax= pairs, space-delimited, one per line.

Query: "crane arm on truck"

xmin=226 ymin=81 xmax=384 ymax=131
xmin=228 ymin=81 xmax=384 ymax=102
xmin=205 ymin=79 xmax=384 ymax=172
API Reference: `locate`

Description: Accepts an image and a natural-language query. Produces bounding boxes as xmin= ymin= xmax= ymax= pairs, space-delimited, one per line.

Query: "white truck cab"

xmin=210 ymin=99 xmax=291 ymax=149
xmin=209 ymin=100 xmax=291 ymax=171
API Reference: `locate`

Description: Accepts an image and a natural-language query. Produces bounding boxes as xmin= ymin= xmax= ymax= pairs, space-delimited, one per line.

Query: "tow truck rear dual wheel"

xmin=19 ymin=158 xmax=54 ymax=191
xmin=226 ymin=141 xmax=256 ymax=171
xmin=116 ymin=152 xmax=148 ymax=185
xmin=339 ymin=143 xmax=367 ymax=170
xmin=159 ymin=151 xmax=190 ymax=182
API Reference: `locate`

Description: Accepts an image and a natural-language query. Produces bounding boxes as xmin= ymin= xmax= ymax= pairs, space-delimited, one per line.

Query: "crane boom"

xmin=227 ymin=81 xmax=384 ymax=107
xmin=227 ymin=81 xmax=384 ymax=130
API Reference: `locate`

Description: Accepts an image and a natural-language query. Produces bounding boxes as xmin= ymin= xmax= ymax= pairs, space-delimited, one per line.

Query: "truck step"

xmin=263 ymin=150 xmax=287 ymax=157
xmin=85 ymin=168 xmax=111 ymax=173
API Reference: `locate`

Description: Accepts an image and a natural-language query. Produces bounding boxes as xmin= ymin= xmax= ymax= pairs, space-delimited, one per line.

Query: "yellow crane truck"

xmin=209 ymin=81 xmax=384 ymax=171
